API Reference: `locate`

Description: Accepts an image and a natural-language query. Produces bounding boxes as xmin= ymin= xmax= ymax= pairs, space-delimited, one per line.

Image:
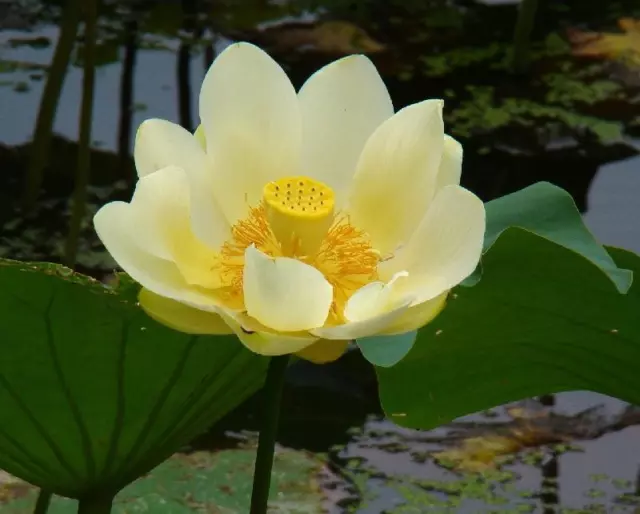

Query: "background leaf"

xmin=0 ymin=260 xmax=268 ymax=498
xmin=476 ymin=181 xmax=632 ymax=292
xmin=377 ymin=229 xmax=640 ymax=429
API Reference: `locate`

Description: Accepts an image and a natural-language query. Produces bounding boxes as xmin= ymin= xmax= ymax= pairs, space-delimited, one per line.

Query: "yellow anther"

xmin=263 ymin=176 xmax=335 ymax=256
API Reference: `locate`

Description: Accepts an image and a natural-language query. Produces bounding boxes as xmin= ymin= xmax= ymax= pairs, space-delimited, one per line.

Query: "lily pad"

xmin=377 ymin=230 xmax=640 ymax=429
xmin=0 ymin=260 xmax=268 ymax=498
xmin=475 ymin=182 xmax=632 ymax=293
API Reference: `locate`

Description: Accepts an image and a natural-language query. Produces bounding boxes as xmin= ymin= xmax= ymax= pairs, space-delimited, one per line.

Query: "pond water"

xmin=1 ymin=0 xmax=640 ymax=512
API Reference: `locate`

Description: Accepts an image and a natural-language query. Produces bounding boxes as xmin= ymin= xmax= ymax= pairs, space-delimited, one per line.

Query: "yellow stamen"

xmin=217 ymin=204 xmax=281 ymax=308
xmin=309 ymin=214 xmax=380 ymax=321
xmin=263 ymin=176 xmax=335 ymax=256
xmin=216 ymin=176 xmax=380 ymax=320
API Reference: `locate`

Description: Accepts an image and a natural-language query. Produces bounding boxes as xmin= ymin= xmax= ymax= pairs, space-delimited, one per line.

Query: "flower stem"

xmin=63 ymin=0 xmax=98 ymax=267
xmin=77 ymin=494 xmax=114 ymax=514
xmin=249 ymin=355 xmax=290 ymax=514
xmin=33 ymin=490 xmax=52 ymax=514
xmin=511 ymin=0 xmax=539 ymax=74
xmin=21 ymin=0 xmax=81 ymax=214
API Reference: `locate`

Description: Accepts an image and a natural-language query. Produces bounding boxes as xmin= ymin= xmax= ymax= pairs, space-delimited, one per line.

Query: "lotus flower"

xmin=94 ymin=42 xmax=485 ymax=364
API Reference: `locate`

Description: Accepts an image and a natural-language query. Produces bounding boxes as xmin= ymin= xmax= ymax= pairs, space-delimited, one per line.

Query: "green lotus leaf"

xmin=0 ymin=260 xmax=268 ymax=498
xmin=377 ymin=230 xmax=640 ymax=429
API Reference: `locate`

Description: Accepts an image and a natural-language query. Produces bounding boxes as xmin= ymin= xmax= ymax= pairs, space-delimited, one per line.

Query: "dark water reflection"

xmin=2 ymin=0 xmax=640 ymax=511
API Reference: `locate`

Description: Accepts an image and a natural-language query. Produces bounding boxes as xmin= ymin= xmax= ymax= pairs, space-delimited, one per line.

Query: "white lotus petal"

xmin=217 ymin=310 xmax=318 ymax=356
xmin=299 ymin=54 xmax=393 ymax=206
xmin=348 ymin=99 xmax=445 ymax=255
xmin=312 ymin=274 xmax=413 ymax=340
xmin=435 ymin=135 xmax=463 ymax=190
xmin=134 ymin=119 xmax=206 ymax=178
xmin=139 ymin=288 xmax=232 ymax=335
xmin=94 ymin=202 xmax=221 ymax=309
xmin=199 ymin=42 xmax=301 ymax=224
xmin=243 ymin=246 xmax=333 ymax=332
xmin=381 ymin=185 xmax=485 ymax=303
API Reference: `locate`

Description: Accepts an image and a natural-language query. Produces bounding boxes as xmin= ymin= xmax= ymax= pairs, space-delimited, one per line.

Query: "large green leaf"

xmin=0 ymin=260 xmax=268 ymax=498
xmin=477 ymin=181 xmax=632 ymax=293
xmin=377 ymin=229 xmax=640 ymax=429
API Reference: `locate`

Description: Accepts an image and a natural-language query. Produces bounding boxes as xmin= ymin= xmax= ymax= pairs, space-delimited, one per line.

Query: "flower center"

xmin=263 ymin=176 xmax=335 ymax=256
xmin=217 ymin=176 xmax=380 ymax=321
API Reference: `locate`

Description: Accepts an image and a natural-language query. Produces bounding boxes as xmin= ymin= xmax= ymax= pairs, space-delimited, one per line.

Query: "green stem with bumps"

xmin=77 ymin=494 xmax=114 ymax=514
xmin=249 ymin=355 xmax=290 ymax=514
xmin=63 ymin=0 xmax=98 ymax=267
xmin=511 ymin=0 xmax=539 ymax=74
xmin=22 ymin=0 xmax=81 ymax=213
xmin=33 ymin=490 xmax=52 ymax=514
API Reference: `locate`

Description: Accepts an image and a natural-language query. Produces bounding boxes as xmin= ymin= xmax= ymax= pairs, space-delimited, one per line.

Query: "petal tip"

xmin=339 ymin=53 xmax=375 ymax=67
xmin=216 ymin=41 xmax=274 ymax=65
xmin=93 ymin=201 xmax=126 ymax=235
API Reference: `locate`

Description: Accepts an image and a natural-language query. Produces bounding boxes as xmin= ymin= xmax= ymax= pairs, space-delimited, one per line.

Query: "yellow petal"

xmin=114 ymin=166 xmax=222 ymax=289
xmin=93 ymin=202 xmax=220 ymax=310
xmin=134 ymin=119 xmax=207 ymax=178
xmin=435 ymin=135 xmax=463 ymax=191
xmin=348 ymin=99 xmax=445 ymax=256
xmin=311 ymin=276 xmax=413 ymax=340
xmin=380 ymin=292 xmax=448 ymax=335
xmin=343 ymin=277 xmax=400 ymax=321
xmin=296 ymin=339 xmax=350 ymax=364
xmin=298 ymin=55 xmax=393 ymax=206
xmin=133 ymin=119 xmax=229 ymax=249
xmin=170 ymin=230 xmax=222 ymax=289
xmin=187 ymin=168 xmax=231 ymax=250
xmin=243 ymin=246 xmax=333 ymax=332
xmin=123 ymin=165 xmax=187 ymax=260
xmin=218 ymin=310 xmax=318 ymax=356
xmin=139 ymin=288 xmax=232 ymax=335
xmin=194 ymin=124 xmax=206 ymax=149
xmin=381 ymin=185 xmax=485 ymax=304
xmin=199 ymin=42 xmax=301 ymax=225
